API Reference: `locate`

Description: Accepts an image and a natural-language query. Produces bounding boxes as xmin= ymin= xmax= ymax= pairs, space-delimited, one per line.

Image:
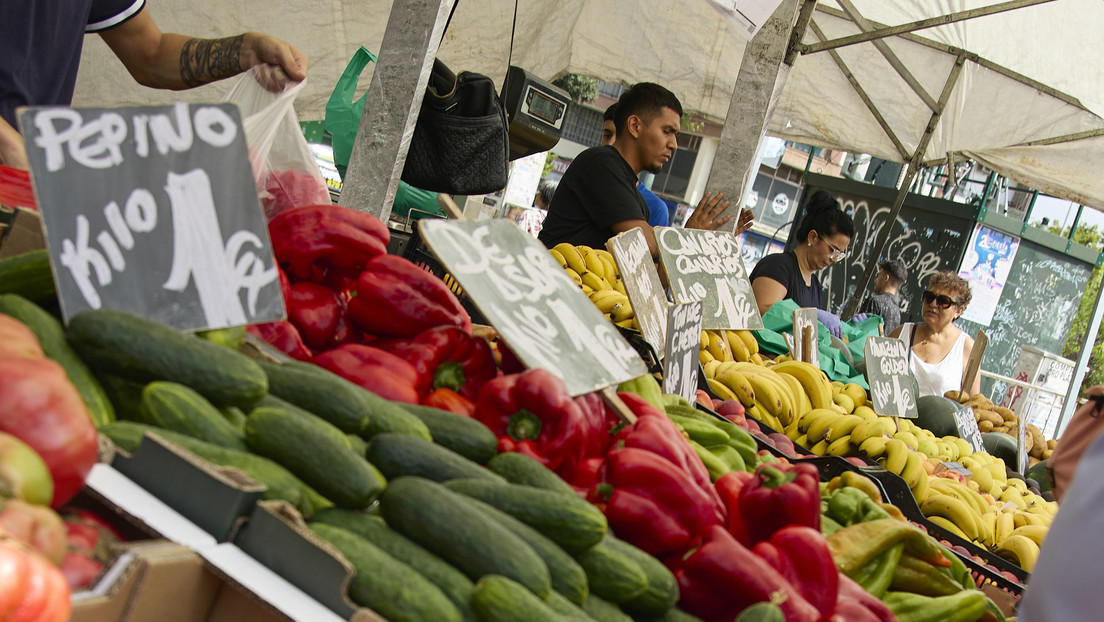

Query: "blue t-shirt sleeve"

xmin=638 ymin=183 xmax=669 ymax=227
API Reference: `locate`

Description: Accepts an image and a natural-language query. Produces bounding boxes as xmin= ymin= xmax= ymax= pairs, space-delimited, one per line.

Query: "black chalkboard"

xmin=418 ymin=219 xmax=647 ymax=396
xmin=17 ymin=104 xmax=283 ymax=331
xmin=608 ymin=228 xmax=668 ymax=357
xmin=953 ymin=406 xmax=985 ymax=453
xmin=655 ymin=227 xmax=763 ymax=330
xmin=958 ymin=240 xmax=1092 ymax=393
xmin=864 ymin=336 xmax=919 ymax=418
xmin=664 ymin=300 xmax=703 ymax=402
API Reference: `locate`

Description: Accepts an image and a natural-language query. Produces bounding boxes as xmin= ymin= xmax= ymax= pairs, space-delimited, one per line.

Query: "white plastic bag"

xmin=223 ymin=67 xmax=330 ymax=219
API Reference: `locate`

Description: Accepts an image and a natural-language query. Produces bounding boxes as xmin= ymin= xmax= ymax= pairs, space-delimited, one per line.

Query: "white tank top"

xmin=898 ymin=322 xmax=968 ymax=398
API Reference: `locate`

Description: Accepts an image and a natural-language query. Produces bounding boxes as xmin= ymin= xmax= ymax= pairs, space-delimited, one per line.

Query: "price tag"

xmin=864 ymin=336 xmax=919 ymax=418
xmin=419 ymin=219 xmax=647 ymax=396
xmin=663 ymin=300 xmax=703 ymax=402
xmin=938 ymin=461 xmax=973 ymax=478
xmin=792 ymin=307 xmax=819 ymax=366
xmin=18 ymin=104 xmax=283 ymax=331
xmin=953 ymin=406 xmax=986 ymax=453
xmin=607 ymin=228 xmax=668 ymax=357
xmin=654 ymin=227 xmax=763 ymax=330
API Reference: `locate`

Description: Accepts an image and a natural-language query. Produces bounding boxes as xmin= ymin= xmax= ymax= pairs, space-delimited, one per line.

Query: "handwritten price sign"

xmin=655 ymin=227 xmax=763 ymax=330
xmin=19 ymin=103 xmax=282 ymax=331
xmin=864 ymin=336 xmax=919 ymax=418
xmin=664 ymin=300 xmax=703 ymax=402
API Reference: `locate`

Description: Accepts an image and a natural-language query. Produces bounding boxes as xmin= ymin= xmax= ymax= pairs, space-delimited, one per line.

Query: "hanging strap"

xmin=442 ymin=0 xmax=518 ymax=88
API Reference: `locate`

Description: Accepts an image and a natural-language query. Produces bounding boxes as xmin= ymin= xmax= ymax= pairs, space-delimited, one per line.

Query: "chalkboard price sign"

xmin=18 ymin=104 xmax=283 ymax=332
xmin=792 ymin=307 xmax=819 ymax=366
xmin=953 ymin=406 xmax=986 ymax=453
xmin=655 ymin=227 xmax=763 ymax=330
xmin=607 ymin=228 xmax=668 ymax=357
xmin=1017 ymin=415 xmax=1028 ymax=474
xmin=664 ymin=300 xmax=703 ymax=402
xmin=419 ymin=219 xmax=647 ymax=396
xmin=864 ymin=336 xmax=919 ymax=418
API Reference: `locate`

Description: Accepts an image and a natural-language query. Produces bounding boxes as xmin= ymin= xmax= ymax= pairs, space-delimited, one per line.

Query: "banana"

xmin=850 ymin=417 xmax=892 ymax=445
xmin=776 ymin=373 xmax=812 ymax=419
xmin=994 ymin=534 xmax=1040 ymax=572
xmin=699 ymin=349 xmax=715 ymax=366
xmin=968 ymin=467 xmax=994 ymax=496
xmin=1008 ymin=524 xmax=1048 ymax=547
xmin=771 ymin=361 xmax=834 ymax=410
xmin=810 ymin=439 xmax=829 ymax=456
xmin=575 ymin=244 xmax=593 ymax=255
xmin=594 ymin=249 xmax=619 ymax=280
xmin=581 ymin=271 xmax=613 ymax=292
xmin=702 ymin=360 xmax=723 ymax=379
xmin=744 ymin=373 xmax=785 ymax=422
xmin=705 ymin=330 xmax=732 ymax=363
xmin=707 ymin=378 xmax=740 ymax=403
xmin=910 ymin=469 xmax=931 ymax=503
xmin=825 ymin=415 xmax=863 ymax=443
xmin=833 ymin=392 xmax=856 ymax=414
xmin=979 ymin=511 xmax=998 ymax=548
xmin=563 ymin=268 xmax=583 ymax=287
xmin=726 ymin=330 xmax=751 ymax=362
xmin=806 ymin=411 xmax=843 ymax=445
xmin=611 ymin=277 xmax=627 ymax=295
xmin=841 ymin=383 xmax=868 ymax=409
xmin=859 ymin=435 xmax=889 ymax=459
xmin=548 ymin=248 xmax=568 ymax=268
xmin=826 ymin=435 xmax=854 ymax=457
xmin=1014 ymin=512 xmax=1045 ymax=528
xmin=714 ymin=368 xmax=755 ymax=407
xmin=583 ymin=249 xmax=606 ymax=278
xmin=554 ymin=243 xmax=587 ymax=274
xmin=589 ymin=290 xmax=628 ymax=313
xmin=732 ymin=329 xmax=760 ymax=356
xmin=894 ymin=431 xmax=920 ymax=451
xmin=927 ymin=515 xmax=971 ymax=541
xmin=921 ymin=495 xmax=982 ymax=541
xmin=994 ymin=510 xmax=1016 ymax=546
xmin=757 ymin=371 xmax=797 ymax=427
xmin=900 ymin=450 xmax=925 ymax=489
xmin=883 ymin=439 xmax=910 ymax=476
xmin=610 ymin=303 xmax=635 ymax=323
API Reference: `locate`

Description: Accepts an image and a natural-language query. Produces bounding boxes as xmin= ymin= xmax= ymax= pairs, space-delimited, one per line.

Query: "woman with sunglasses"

xmin=750 ymin=190 xmax=854 ymax=334
xmin=888 ymin=271 xmax=980 ymax=397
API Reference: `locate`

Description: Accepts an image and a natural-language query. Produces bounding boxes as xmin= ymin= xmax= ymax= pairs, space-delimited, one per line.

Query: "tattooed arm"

xmin=100 ymin=8 xmax=307 ymax=91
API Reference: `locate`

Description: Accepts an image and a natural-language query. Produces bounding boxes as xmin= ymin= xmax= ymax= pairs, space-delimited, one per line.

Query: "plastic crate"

xmin=399 ymin=221 xmax=489 ymax=327
xmin=616 ymin=326 xmax=662 ymax=375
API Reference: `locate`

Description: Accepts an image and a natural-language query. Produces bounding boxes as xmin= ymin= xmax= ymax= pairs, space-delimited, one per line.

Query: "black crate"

xmin=399 ymin=221 xmax=489 ymax=327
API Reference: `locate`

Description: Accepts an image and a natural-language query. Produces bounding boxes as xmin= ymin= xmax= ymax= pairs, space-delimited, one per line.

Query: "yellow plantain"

xmin=726 ymin=330 xmax=751 ymax=362
xmin=707 ymin=378 xmax=740 ymax=403
xmin=554 ymin=243 xmax=587 ymax=274
xmin=548 ymin=248 xmax=568 ymax=268
xmin=581 ymin=271 xmax=613 ymax=292
xmin=859 ymin=435 xmax=889 ymax=459
xmin=583 ymin=249 xmax=606 ymax=278
xmin=714 ymin=368 xmax=755 ymax=407
xmin=921 ymin=495 xmax=982 ymax=541
xmin=994 ymin=534 xmax=1040 ymax=572
xmin=563 ymin=268 xmax=583 ymax=287
xmin=732 ymin=329 xmax=760 ymax=356
xmin=883 ymin=439 xmax=910 ymax=476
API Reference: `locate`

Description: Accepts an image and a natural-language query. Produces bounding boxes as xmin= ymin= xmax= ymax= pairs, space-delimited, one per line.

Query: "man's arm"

xmin=0 ymin=117 xmax=28 ymax=170
xmin=99 ymin=8 xmax=307 ymax=91
xmin=611 ymin=218 xmax=657 ymax=258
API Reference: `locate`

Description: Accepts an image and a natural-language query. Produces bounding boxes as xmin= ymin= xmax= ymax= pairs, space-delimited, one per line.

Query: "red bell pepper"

xmin=715 ymin=470 xmax=755 ymax=543
xmin=592 ymin=447 xmax=722 ymax=556
xmin=313 ymin=344 xmax=420 ymax=404
xmin=738 ymin=462 xmax=821 ymax=545
xmin=0 ymin=358 xmax=98 ymax=508
xmin=347 ymin=255 xmax=472 ymax=338
xmin=750 ymin=526 xmax=838 ymax=617
xmin=676 ymin=525 xmax=821 ymax=622
xmin=612 ymin=393 xmax=725 ymax=517
xmin=423 ymin=388 xmax=475 ymax=417
xmin=267 ymin=204 xmax=389 ymax=282
xmin=834 ymin=573 xmax=900 ymax=622
xmin=378 ymin=326 xmax=497 ymax=400
xmin=474 ymin=369 xmax=599 ymax=478
xmin=287 ymin=282 xmax=342 ymax=350
xmin=568 ymin=456 xmax=604 ymax=494
xmin=246 ymin=321 xmax=313 ymax=361
xmin=597 ymin=487 xmax=694 ymax=556
xmin=277 ymin=266 xmax=292 ymax=307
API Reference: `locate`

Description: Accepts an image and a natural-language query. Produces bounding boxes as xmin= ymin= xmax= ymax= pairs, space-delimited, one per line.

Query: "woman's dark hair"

xmin=794 ymin=189 xmax=854 ymax=243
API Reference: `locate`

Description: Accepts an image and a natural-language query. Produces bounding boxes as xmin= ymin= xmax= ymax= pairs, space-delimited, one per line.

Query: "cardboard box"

xmin=0 ymin=207 xmax=44 ymax=258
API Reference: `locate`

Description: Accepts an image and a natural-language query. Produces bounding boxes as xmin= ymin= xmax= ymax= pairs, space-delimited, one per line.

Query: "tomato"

xmin=423 ymin=387 xmax=476 ymax=417
xmin=0 ymin=500 xmax=67 ymax=566
xmin=60 ymin=551 xmax=103 ymax=590
xmin=0 ymin=315 xmax=43 ymax=360
xmin=0 ymin=358 xmax=98 ymax=507
xmin=0 ymin=433 xmax=53 ymax=506
xmin=0 ymin=530 xmax=70 ymax=622
xmin=0 ymin=541 xmax=30 ymax=619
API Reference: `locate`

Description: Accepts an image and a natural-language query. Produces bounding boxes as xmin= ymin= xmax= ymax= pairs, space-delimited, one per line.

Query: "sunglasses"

xmin=922 ymin=290 xmax=959 ymax=309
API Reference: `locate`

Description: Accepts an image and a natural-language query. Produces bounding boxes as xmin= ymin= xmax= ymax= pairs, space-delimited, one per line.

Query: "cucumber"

xmin=244 ymin=406 xmax=384 ymax=509
xmin=0 ymin=250 xmax=55 ymax=303
xmin=573 ymin=537 xmax=648 ymax=604
xmin=0 ymin=294 xmax=114 ymax=427
xmin=365 ymin=433 xmax=503 ymax=483
xmin=634 ymin=609 xmax=707 ymax=622
xmin=309 ymin=523 xmax=462 ymax=622
xmin=66 ymin=308 xmax=267 ymax=408
xmin=396 ymin=402 xmax=497 ymax=463
xmin=309 ymin=508 xmax=476 ymax=622
xmin=486 ymin=452 xmax=577 ymax=496
xmin=249 ymin=394 xmax=353 ymax=450
xmin=464 ymin=497 xmax=589 ymax=605
xmin=582 ymin=595 xmax=634 ymax=622
xmin=345 ymin=434 xmax=368 ymax=457
xmin=605 ymin=536 xmax=678 ymax=615
xmin=734 ymin=603 xmax=785 ymax=622
xmin=99 ymin=421 xmax=321 ymax=515
xmin=470 ymin=575 xmax=562 ymax=622
xmin=543 ymin=589 xmax=595 ymax=621
xmin=139 ymin=382 xmax=248 ymax=450
xmin=97 ymin=374 xmax=147 ymax=423
xmin=379 ymin=477 xmax=551 ymax=598
xmin=258 ymin=360 xmax=430 ymax=439
xmin=219 ymin=407 xmax=247 ymax=434
xmin=443 ymin=478 xmax=607 ymax=552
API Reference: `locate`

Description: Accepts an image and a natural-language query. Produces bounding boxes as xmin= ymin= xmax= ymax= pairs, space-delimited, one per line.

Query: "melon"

xmin=982 ymin=432 xmax=1019 ymax=467
xmin=914 ymin=395 xmax=962 ymax=438
xmin=1026 ymin=459 xmax=1051 ymax=493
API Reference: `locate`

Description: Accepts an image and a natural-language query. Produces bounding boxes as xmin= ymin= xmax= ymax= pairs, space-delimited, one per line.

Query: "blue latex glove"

xmin=849 ymin=313 xmax=871 ymax=324
xmin=817 ymin=309 xmax=843 ymax=338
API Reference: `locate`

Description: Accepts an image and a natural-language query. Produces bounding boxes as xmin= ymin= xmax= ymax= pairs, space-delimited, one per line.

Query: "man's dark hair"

xmin=879 ymin=259 xmax=908 ymax=286
xmin=613 ymin=83 xmax=683 ymax=136
xmin=794 ymin=189 xmax=855 ymax=243
xmin=604 ymin=103 xmax=617 ymax=123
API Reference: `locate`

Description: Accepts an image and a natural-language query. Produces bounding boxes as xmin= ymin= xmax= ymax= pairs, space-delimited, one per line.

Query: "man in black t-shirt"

xmin=0 ymin=1 xmax=307 ymax=170
xmin=539 ymin=82 xmax=752 ymax=258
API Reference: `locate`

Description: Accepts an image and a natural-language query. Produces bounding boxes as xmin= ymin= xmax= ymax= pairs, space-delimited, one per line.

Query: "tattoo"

xmin=180 ymin=35 xmax=245 ymax=87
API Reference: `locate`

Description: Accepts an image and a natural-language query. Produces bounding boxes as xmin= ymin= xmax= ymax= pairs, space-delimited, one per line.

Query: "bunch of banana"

xmin=698 ymin=329 xmax=763 ymax=365
xmin=702 ymin=361 xmax=793 ymax=431
xmin=549 ymin=244 xmax=637 ymax=329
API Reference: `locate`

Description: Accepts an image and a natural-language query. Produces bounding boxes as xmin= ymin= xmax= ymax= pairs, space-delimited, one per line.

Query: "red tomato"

xmin=0 ymin=531 xmax=71 ymax=622
xmin=0 ymin=315 xmax=43 ymax=360
xmin=0 ymin=432 xmax=53 ymax=506
xmin=0 ymin=540 xmax=30 ymax=619
xmin=0 ymin=500 xmax=67 ymax=566
xmin=60 ymin=551 xmax=103 ymax=590
xmin=0 ymin=358 xmax=98 ymax=507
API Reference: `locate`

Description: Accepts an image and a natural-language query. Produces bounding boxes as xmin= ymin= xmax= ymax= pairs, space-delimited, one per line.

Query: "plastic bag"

xmin=223 ymin=67 xmax=330 ymax=220
xmin=325 ymin=46 xmax=377 ymax=179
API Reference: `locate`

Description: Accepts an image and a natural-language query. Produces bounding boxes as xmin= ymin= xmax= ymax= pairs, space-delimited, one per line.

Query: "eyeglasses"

xmin=922 ymin=290 xmax=959 ymax=309
xmin=818 ymin=235 xmax=847 ymax=261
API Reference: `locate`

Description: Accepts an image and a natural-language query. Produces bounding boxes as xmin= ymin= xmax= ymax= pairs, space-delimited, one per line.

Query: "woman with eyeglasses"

xmin=749 ymin=190 xmax=854 ymax=335
xmin=888 ymin=271 xmax=980 ymax=397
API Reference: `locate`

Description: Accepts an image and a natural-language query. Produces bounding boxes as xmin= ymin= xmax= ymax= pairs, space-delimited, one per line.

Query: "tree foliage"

xmin=552 ymin=74 xmax=599 ymax=103
xmin=1054 ymin=222 xmax=1104 ymax=392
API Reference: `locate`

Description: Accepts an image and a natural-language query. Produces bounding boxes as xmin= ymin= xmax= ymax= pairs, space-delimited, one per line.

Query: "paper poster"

xmin=707 ymin=0 xmax=787 ymax=39
xmin=958 ymin=223 xmax=1020 ymax=326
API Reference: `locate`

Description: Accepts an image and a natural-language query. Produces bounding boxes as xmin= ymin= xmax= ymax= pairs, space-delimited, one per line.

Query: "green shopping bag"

xmin=325 ymin=46 xmax=378 ymax=178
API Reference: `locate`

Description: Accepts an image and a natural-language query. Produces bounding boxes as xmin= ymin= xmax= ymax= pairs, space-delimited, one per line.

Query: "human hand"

xmin=734 ymin=208 xmax=754 ymax=235
xmin=684 ymin=191 xmax=732 ymax=231
xmin=243 ymin=33 xmax=309 ymax=92
xmin=849 ymin=313 xmax=870 ymax=324
xmin=816 ymin=309 xmax=843 ymax=338
xmin=0 ymin=118 xmax=28 ymax=171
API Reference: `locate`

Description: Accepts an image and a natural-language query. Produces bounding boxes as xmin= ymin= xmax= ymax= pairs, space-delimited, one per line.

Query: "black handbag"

xmin=400 ymin=59 xmax=510 ymax=195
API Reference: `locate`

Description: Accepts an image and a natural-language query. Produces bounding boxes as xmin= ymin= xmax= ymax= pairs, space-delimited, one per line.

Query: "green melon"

xmin=1026 ymin=459 xmax=1051 ymax=493
xmin=982 ymin=432 xmax=1019 ymax=467
xmin=914 ymin=395 xmax=962 ymax=438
